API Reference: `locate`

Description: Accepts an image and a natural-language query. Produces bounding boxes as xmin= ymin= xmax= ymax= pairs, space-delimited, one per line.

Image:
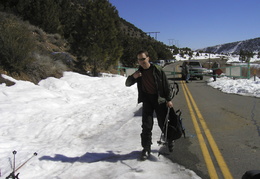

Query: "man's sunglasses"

xmin=138 ymin=57 xmax=147 ymax=61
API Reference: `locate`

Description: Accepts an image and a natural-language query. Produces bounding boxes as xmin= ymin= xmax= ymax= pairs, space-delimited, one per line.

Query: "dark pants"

xmin=213 ymin=70 xmax=217 ymax=81
xmin=141 ymin=93 xmax=167 ymax=151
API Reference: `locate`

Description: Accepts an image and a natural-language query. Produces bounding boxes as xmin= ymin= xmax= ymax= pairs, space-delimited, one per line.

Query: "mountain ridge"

xmin=199 ymin=37 xmax=260 ymax=54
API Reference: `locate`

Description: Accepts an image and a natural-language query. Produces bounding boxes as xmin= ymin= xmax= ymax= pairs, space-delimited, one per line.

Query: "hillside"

xmin=200 ymin=37 xmax=260 ymax=54
xmin=2 ymin=0 xmax=258 ymax=85
xmin=0 ymin=0 xmax=172 ymax=83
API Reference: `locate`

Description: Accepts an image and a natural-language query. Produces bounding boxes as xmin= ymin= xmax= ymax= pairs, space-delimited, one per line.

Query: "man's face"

xmin=137 ymin=53 xmax=149 ymax=68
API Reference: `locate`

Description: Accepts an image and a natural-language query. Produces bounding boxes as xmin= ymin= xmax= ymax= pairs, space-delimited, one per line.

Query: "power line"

xmin=146 ymin=32 xmax=160 ymax=40
xmin=168 ymin=39 xmax=179 ymax=47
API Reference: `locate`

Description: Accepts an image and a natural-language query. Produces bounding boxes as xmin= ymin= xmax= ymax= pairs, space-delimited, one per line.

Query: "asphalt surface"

xmin=163 ymin=62 xmax=260 ymax=179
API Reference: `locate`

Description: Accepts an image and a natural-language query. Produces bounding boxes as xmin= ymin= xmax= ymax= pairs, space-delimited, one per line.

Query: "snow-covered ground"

xmin=0 ymin=71 xmax=259 ymax=179
xmin=0 ymin=72 xmax=200 ymax=179
xmin=208 ymin=76 xmax=260 ymax=98
xmin=173 ymin=52 xmax=260 ymax=63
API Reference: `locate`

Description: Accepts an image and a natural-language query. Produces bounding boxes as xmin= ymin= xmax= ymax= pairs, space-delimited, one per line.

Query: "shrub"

xmin=0 ymin=12 xmax=36 ymax=73
xmin=26 ymin=53 xmax=68 ymax=83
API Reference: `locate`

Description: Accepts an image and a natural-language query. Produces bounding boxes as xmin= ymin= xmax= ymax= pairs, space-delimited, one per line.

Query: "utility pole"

xmin=168 ymin=39 xmax=175 ymax=46
xmin=209 ymin=53 xmax=211 ymax=69
xmin=168 ymin=39 xmax=179 ymax=47
xmin=146 ymin=32 xmax=160 ymax=40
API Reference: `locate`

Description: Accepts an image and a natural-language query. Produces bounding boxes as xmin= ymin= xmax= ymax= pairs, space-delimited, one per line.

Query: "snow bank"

xmin=0 ymin=72 xmax=200 ymax=179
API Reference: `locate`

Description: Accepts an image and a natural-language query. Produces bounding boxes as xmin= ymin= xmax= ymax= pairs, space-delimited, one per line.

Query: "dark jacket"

xmin=125 ymin=64 xmax=172 ymax=104
xmin=183 ymin=63 xmax=189 ymax=75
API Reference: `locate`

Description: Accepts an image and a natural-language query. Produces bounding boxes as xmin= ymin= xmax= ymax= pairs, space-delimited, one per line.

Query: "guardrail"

xmin=118 ymin=64 xmax=255 ymax=79
xmin=165 ymin=65 xmax=252 ymax=79
xmin=117 ymin=66 xmax=138 ymax=76
xmin=208 ymin=65 xmax=250 ymax=79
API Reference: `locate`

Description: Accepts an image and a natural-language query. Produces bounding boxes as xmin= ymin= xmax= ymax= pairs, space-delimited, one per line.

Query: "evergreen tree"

xmin=239 ymin=50 xmax=254 ymax=62
xmin=169 ymin=45 xmax=179 ymax=55
xmin=180 ymin=51 xmax=184 ymax=58
xmin=147 ymin=45 xmax=158 ymax=61
xmin=59 ymin=0 xmax=80 ymax=38
xmin=188 ymin=51 xmax=193 ymax=58
xmin=2 ymin=0 xmax=61 ymax=34
xmin=73 ymin=0 xmax=122 ymax=75
xmin=120 ymin=37 xmax=142 ymax=67
xmin=239 ymin=50 xmax=245 ymax=61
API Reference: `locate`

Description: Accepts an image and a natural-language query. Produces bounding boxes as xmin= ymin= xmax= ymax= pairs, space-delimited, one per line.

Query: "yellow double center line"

xmin=181 ymin=81 xmax=233 ymax=179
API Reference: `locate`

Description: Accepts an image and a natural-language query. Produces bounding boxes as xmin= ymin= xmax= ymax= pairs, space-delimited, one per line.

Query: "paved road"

xmin=163 ymin=62 xmax=260 ymax=179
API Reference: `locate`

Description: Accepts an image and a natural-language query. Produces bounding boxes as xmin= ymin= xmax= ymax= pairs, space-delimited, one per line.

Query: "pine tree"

xmin=59 ymin=0 xmax=79 ymax=38
xmin=239 ymin=50 xmax=245 ymax=62
xmin=10 ymin=0 xmax=61 ymax=34
xmin=120 ymin=37 xmax=142 ymax=67
xmin=74 ymin=0 xmax=122 ymax=75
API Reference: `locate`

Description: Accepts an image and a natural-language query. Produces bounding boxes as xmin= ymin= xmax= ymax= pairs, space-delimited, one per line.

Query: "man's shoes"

xmin=140 ymin=149 xmax=150 ymax=161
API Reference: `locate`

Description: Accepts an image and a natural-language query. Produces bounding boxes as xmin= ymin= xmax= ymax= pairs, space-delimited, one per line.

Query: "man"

xmin=125 ymin=50 xmax=173 ymax=160
xmin=183 ymin=61 xmax=190 ymax=83
xmin=212 ymin=61 xmax=220 ymax=81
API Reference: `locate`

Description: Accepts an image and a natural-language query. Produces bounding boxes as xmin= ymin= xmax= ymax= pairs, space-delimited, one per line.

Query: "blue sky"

xmin=109 ymin=0 xmax=260 ymax=50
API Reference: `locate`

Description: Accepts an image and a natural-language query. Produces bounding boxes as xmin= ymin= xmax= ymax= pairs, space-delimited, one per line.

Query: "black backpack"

xmin=242 ymin=170 xmax=260 ymax=179
xmin=166 ymin=108 xmax=185 ymax=141
xmin=157 ymin=82 xmax=185 ymax=146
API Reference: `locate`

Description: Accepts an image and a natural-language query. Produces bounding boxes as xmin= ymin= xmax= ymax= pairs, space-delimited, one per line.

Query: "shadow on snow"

xmin=39 ymin=150 xmax=158 ymax=164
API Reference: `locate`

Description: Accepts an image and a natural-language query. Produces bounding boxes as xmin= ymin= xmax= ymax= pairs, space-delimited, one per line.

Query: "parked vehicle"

xmin=180 ymin=60 xmax=208 ymax=80
xmin=153 ymin=60 xmax=165 ymax=67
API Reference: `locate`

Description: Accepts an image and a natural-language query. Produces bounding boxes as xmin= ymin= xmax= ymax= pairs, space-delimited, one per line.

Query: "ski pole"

xmin=5 ymin=151 xmax=19 ymax=179
xmin=15 ymin=152 xmax=38 ymax=172
xmin=157 ymin=107 xmax=170 ymax=145
xmin=13 ymin=151 xmax=17 ymax=178
xmin=6 ymin=152 xmax=38 ymax=179
xmin=164 ymin=108 xmax=170 ymax=142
